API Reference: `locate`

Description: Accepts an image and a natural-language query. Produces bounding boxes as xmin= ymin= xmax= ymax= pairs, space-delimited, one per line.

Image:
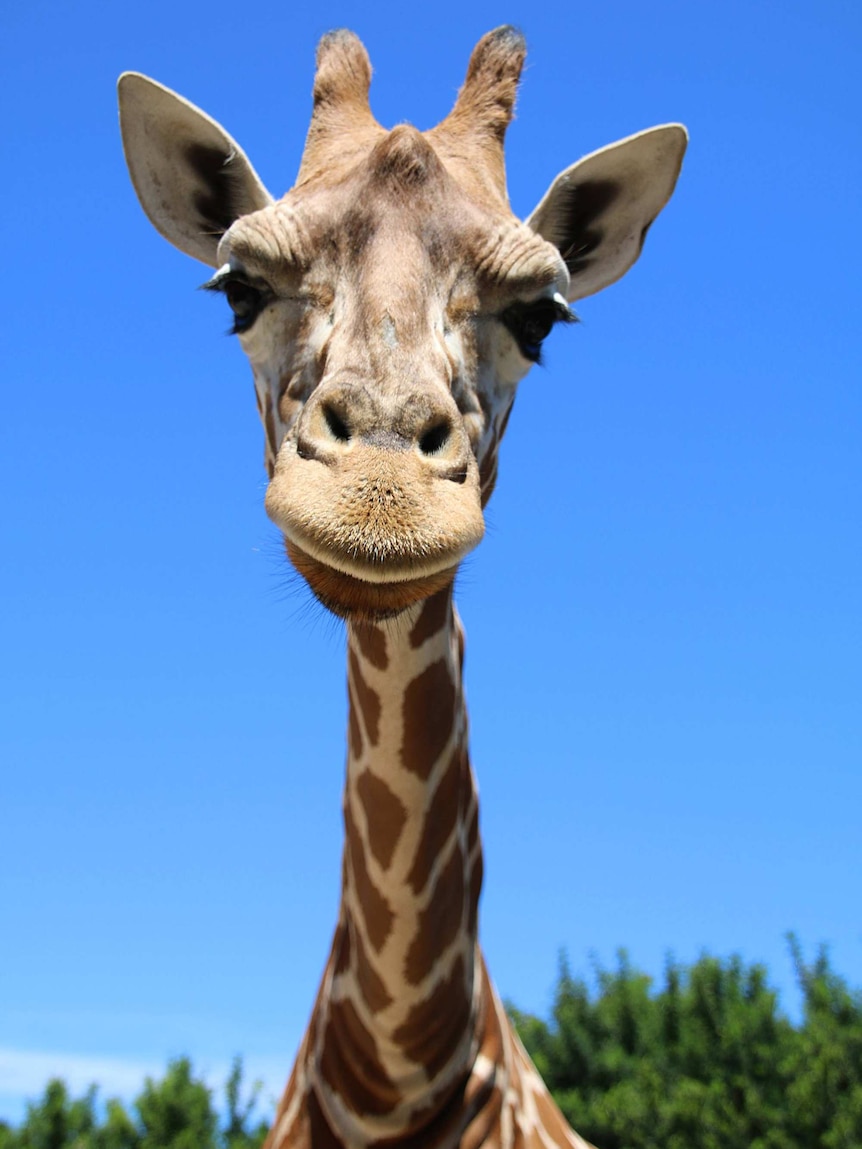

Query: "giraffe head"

xmin=119 ymin=28 xmax=686 ymax=621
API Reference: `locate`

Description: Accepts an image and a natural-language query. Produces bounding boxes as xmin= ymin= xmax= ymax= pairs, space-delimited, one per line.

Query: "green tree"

xmin=0 ymin=1058 xmax=267 ymax=1149
xmin=784 ymin=935 xmax=862 ymax=1149
xmin=135 ymin=1058 xmax=216 ymax=1149
xmin=511 ymin=941 xmax=861 ymax=1149
xmin=13 ymin=1080 xmax=99 ymax=1149
xmin=222 ymin=1058 xmax=269 ymax=1149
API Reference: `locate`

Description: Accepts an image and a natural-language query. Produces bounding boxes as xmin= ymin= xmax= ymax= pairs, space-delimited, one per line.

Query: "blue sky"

xmin=2 ymin=0 xmax=860 ymax=1125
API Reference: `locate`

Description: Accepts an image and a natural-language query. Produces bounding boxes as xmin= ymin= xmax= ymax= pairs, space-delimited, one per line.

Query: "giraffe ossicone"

xmin=119 ymin=27 xmax=686 ymax=1149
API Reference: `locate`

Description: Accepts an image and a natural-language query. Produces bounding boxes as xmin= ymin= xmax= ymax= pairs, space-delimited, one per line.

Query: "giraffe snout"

xmin=264 ymin=375 xmax=484 ymax=600
xmin=295 ymin=376 xmax=472 ymax=485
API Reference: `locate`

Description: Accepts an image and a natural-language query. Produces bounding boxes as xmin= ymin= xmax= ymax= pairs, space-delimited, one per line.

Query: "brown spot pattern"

xmin=392 ymin=954 xmax=470 ymax=1079
xmin=407 ymin=748 xmax=464 ymax=894
xmin=347 ymin=682 xmax=363 ymax=759
xmin=306 ymin=1086 xmax=344 ymax=1149
xmin=466 ymin=758 xmax=480 ymax=864
xmin=461 ymin=1068 xmax=501 ymax=1149
xmin=400 ymin=659 xmax=455 ymax=780
xmin=333 ymin=923 xmax=351 ymax=977
xmin=349 ymin=647 xmax=381 ymax=746
xmin=456 ymin=617 xmax=466 ymax=669
xmin=344 ymin=803 xmax=393 ymax=952
xmin=368 ymin=1074 xmax=470 ymax=1149
xmin=404 ymin=847 xmax=464 ymax=986
xmin=269 ymin=1060 xmax=301 ymax=1147
xmin=465 ymin=799 xmax=479 ymax=856
xmin=409 ymin=588 xmax=452 ymax=649
xmin=352 ymin=921 xmax=393 ymax=1014
xmin=353 ymin=623 xmax=389 ymax=670
xmin=467 ymin=852 xmax=483 ymax=938
xmin=320 ymin=997 xmax=402 ymax=1117
xmin=356 ymin=771 xmax=408 ymax=871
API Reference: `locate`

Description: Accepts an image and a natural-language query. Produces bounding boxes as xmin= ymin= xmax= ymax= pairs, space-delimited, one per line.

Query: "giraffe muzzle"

xmin=264 ymin=380 xmax=485 ymax=608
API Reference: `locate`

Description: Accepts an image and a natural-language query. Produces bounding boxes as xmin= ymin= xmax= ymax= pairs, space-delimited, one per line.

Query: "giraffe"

xmin=118 ymin=27 xmax=686 ymax=1149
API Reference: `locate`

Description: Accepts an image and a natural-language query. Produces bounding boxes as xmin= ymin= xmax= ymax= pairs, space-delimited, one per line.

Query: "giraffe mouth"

xmin=285 ymin=539 xmax=458 ymax=621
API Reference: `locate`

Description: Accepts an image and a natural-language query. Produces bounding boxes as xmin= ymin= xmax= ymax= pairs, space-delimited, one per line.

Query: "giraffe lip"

xmin=263 ymin=443 xmax=486 ymax=587
xmin=285 ymin=539 xmax=457 ymax=621
xmin=278 ymin=517 xmax=477 ymax=584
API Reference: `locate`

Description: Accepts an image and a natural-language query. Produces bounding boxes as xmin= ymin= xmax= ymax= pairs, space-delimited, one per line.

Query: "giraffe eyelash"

xmin=199 ymin=263 xmax=234 ymax=293
xmin=500 ymin=293 xmax=579 ymax=363
xmin=201 ymin=267 xmax=272 ymax=335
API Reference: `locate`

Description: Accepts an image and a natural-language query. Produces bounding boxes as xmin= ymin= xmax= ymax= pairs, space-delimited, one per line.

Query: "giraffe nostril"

xmin=323 ymin=403 xmax=351 ymax=443
xmin=418 ymin=421 xmax=451 ymax=456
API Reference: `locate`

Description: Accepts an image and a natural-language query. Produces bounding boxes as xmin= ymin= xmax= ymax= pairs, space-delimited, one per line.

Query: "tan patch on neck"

xmin=475 ymin=961 xmax=504 ymax=1066
xmin=532 ymin=1078 xmax=575 ymax=1146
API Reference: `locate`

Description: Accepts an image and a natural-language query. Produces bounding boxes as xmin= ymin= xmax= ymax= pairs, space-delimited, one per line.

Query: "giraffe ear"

xmin=526 ymin=124 xmax=687 ymax=302
xmin=118 ymin=73 xmax=274 ymax=267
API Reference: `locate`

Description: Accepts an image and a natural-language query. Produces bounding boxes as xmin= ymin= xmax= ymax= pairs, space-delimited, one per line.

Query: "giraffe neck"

xmin=269 ymin=587 xmax=594 ymax=1149
xmin=311 ymin=586 xmax=484 ymax=1142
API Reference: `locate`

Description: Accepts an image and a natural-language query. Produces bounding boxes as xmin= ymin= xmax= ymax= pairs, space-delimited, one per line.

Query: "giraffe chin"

xmin=285 ymin=539 xmax=457 ymax=622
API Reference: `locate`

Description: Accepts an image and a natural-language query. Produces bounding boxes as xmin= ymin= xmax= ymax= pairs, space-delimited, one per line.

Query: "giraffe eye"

xmin=224 ymin=279 xmax=265 ymax=333
xmin=500 ymin=297 xmax=575 ymax=362
xmin=201 ymin=268 xmax=270 ymax=334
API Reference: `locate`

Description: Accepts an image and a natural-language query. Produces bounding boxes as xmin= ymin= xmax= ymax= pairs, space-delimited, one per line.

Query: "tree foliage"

xmin=0 ymin=1057 xmax=268 ymax=1149
xmin=510 ymin=937 xmax=862 ymax=1149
